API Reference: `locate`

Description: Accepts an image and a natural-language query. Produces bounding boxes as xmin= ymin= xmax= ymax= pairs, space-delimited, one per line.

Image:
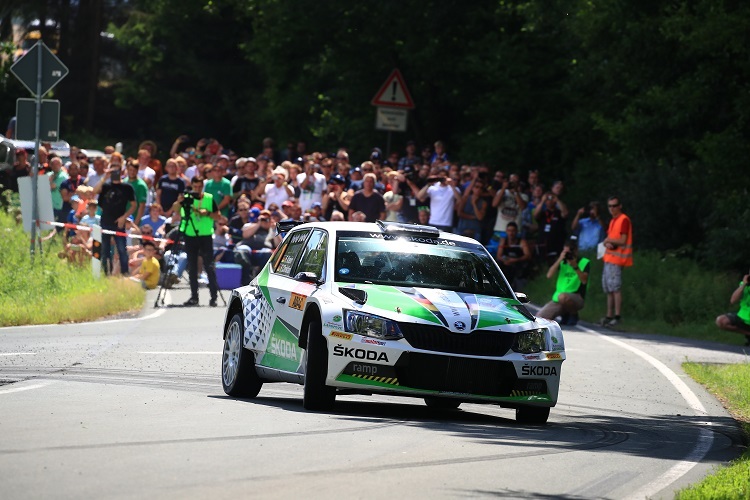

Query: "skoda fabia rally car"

xmin=221 ymin=221 xmax=565 ymax=424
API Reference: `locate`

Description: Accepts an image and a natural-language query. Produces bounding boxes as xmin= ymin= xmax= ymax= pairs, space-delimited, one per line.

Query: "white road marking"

xmin=0 ymin=381 xmax=54 ymax=395
xmin=0 ymin=353 xmax=36 ymax=356
xmin=138 ymin=352 xmax=221 ymax=355
xmin=577 ymin=325 xmax=714 ymax=499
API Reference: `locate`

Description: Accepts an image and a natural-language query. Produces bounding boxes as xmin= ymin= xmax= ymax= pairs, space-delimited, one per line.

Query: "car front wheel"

xmin=303 ymin=318 xmax=336 ymax=411
xmin=222 ymin=313 xmax=263 ymax=398
xmin=515 ymin=406 xmax=550 ymax=425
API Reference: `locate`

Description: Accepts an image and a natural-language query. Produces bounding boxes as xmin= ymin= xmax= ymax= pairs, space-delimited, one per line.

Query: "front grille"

xmin=399 ymin=323 xmax=516 ymax=356
xmin=394 ymin=352 xmax=517 ymax=397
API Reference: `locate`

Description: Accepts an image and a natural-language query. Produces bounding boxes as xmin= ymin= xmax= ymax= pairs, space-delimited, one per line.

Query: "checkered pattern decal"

xmin=242 ymin=289 xmax=274 ymax=352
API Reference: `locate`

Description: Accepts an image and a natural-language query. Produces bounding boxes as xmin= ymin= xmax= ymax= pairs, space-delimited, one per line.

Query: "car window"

xmin=294 ymin=230 xmax=328 ymax=280
xmin=272 ymin=229 xmax=310 ymax=276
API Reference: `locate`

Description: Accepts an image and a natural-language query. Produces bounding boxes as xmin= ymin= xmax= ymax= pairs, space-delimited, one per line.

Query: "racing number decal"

xmin=289 ymin=292 xmax=307 ymax=311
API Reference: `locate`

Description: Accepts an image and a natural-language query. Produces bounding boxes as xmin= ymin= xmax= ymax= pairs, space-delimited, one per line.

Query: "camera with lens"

xmin=182 ymin=190 xmax=195 ymax=210
xmin=562 ymin=251 xmax=573 ymax=262
xmin=402 ymin=165 xmax=417 ymax=181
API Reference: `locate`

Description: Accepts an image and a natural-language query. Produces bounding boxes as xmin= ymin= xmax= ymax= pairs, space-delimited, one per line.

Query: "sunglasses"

xmin=77 ymin=156 xmax=87 ymax=160
xmin=259 ymin=218 xmax=270 ymax=222
xmin=608 ymin=203 xmax=620 ymax=208
xmin=238 ymin=208 xmax=249 ymax=212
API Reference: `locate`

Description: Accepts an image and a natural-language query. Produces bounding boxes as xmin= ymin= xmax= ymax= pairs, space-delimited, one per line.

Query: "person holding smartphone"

xmin=92 ymin=153 xmax=136 ymax=275
xmin=716 ymin=271 xmax=750 ymax=345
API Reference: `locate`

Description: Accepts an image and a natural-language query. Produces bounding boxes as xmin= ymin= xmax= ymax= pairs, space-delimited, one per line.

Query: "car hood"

xmin=336 ymin=283 xmax=535 ymax=333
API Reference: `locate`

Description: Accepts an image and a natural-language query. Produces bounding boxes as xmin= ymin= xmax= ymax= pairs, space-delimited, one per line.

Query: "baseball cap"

xmin=219 ymin=154 xmax=230 ymax=160
xmin=250 ymin=207 xmax=261 ymax=217
xmin=282 ymin=200 xmax=295 ymax=207
xmin=71 ymin=195 xmax=81 ymax=203
xmin=246 ymin=157 xmax=257 ymax=164
xmin=328 ymin=174 xmax=346 ymax=184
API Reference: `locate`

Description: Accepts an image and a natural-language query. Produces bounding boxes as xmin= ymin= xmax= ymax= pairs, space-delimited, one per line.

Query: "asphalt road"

xmin=0 ymin=286 xmax=747 ymax=499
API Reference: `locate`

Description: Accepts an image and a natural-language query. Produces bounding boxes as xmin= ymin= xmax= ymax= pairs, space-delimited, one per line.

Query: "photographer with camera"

xmin=571 ymin=201 xmax=605 ymax=251
xmin=489 ymin=173 xmax=528 ymax=253
xmin=536 ymin=237 xmax=590 ymax=325
xmin=416 ymin=170 xmax=461 ymax=232
xmin=715 ymin=271 xmax=750 ymax=346
xmin=171 ymin=176 xmax=220 ymax=306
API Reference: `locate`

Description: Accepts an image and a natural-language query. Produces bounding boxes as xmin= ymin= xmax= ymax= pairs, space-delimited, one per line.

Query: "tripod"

xmin=154 ymin=203 xmax=227 ymax=308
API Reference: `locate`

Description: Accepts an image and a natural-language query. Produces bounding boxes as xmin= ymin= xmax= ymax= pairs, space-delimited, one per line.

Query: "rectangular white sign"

xmin=375 ymin=107 xmax=408 ymax=132
xmin=18 ymin=175 xmax=55 ymax=233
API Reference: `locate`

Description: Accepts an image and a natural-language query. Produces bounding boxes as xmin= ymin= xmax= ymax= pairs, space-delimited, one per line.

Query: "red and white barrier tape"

xmin=38 ymin=221 xmax=173 ymax=243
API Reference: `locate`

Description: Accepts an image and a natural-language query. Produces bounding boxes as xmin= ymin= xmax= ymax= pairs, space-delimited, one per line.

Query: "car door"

xmin=272 ymin=229 xmax=329 ymax=360
xmin=258 ymin=228 xmax=311 ymax=373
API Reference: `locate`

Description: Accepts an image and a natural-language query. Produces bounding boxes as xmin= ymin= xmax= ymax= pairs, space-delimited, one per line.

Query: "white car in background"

xmin=221 ymin=220 xmax=565 ymax=424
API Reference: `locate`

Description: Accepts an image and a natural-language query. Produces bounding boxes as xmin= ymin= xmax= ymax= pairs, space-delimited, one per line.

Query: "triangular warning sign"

xmin=371 ymin=69 xmax=415 ymax=109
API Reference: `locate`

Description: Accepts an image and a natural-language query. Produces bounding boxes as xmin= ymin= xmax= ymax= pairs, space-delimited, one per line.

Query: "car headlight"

xmin=344 ymin=310 xmax=403 ymax=340
xmin=512 ymin=328 xmax=547 ymax=354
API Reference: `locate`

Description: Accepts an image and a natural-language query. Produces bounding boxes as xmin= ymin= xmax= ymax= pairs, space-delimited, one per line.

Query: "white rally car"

xmin=221 ymin=221 xmax=565 ymax=424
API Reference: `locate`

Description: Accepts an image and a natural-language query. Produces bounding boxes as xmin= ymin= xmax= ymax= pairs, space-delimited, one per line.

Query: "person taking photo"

xmin=536 ymin=238 xmax=590 ymax=326
xmin=171 ymin=176 xmax=221 ymax=307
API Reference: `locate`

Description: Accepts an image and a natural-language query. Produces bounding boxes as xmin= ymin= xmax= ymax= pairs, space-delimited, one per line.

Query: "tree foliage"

xmin=0 ymin=0 xmax=748 ymax=269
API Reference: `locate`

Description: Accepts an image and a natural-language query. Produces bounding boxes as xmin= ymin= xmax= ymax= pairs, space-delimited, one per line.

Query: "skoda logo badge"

xmin=454 ymin=321 xmax=466 ymax=331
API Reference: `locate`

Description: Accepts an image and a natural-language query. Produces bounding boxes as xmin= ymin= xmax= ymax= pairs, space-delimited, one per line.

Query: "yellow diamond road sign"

xmin=10 ymin=41 xmax=69 ymax=97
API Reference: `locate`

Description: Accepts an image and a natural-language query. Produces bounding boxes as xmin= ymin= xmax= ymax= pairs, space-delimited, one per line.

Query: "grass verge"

xmin=0 ymin=208 xmax=144 ymax=326
xmin=521 ymin=249 xmax=748 ymax=345
xmin=677 ymin=363 xmax=750 ymax=499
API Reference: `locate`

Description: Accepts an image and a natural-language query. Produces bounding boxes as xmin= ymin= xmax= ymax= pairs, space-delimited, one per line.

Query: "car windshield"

xmin=334 ymin=231 xmax=513 ymax=297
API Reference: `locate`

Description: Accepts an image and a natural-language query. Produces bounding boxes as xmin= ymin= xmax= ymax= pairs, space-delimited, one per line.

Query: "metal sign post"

xmin=10 ymin=41 xmax=69 ymax=261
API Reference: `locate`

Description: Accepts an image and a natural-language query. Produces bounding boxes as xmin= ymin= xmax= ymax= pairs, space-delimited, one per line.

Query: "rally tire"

xmin=222 ymin=313 xmax=263 ymax=398
xmin=424 ymin=397 xmax=462 ymax=410
xmin=515 ymin=406 xmax=550 ymax=425
xmin=303 ymin=318 xmax=336 ymax=411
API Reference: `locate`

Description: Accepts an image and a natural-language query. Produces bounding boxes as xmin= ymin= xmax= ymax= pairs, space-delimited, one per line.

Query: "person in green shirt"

xmin=203 ymin=163 xmax=233 ymax=217
xmin=537 ymin=237 xmax=590 ymax=326
xmin=124 ymin=162 xmax=149 ymax=225
xmin=716 ymin=271 xmax=750 ymax=345
xmin=47 ymin=157 xmax=69 ymax=223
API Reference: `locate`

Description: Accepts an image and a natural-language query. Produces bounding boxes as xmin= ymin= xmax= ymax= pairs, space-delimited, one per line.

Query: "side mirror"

xmin=0 ymin=140 xmax=15 ymax=172
xmin=515 ymin=292 xmax=530 ymax=304
xmin=294 ymin=271 xmax=321 ymax=284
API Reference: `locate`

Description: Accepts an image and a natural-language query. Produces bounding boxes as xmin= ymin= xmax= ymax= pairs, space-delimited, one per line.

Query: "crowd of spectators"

xmin=2 ymin=135 xmax=610 ymax=289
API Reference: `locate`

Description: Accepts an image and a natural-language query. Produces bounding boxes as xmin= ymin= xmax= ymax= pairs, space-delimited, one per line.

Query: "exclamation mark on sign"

xmin=391 ymin=82 xmax=397 ymax=101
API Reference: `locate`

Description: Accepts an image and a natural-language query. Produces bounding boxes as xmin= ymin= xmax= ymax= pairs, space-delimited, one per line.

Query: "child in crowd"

xmin=80 ymin=200 xmax=101 ymax=227
xmin=141 ymin=203 xmax=166 ymax=234
xmin=131 ymin=240 xmax=160 ymax=289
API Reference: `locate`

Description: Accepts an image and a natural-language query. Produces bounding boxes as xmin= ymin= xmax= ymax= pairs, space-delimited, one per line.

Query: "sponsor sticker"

xmin=522 ymin=354 xmax=541 ymax=360
xmin=521 ymin=365 xmax=558 ymax=376
xmin=332 ymin=314 xmax=342 ymax=322
xmin=329 ymin=331 xmax=353 ymax=341
xmin=289 ymin=292 xmax=306 ymax=311
xmin=269 ymin=338 xmax=298 ymax=361
xmin=361 ymin=338 xmax=386 ymax=346
xmin=546 ymin=352 xmax=562 ymax=360
xmin=324 ymin=321 xmax=343 ymax=330
xmin=333 ymin=344 xmax=389 ymax=363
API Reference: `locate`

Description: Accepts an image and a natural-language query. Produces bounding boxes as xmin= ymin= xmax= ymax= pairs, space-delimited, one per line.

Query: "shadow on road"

xmin=212 ymin=392 xmax=745 ymax=466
